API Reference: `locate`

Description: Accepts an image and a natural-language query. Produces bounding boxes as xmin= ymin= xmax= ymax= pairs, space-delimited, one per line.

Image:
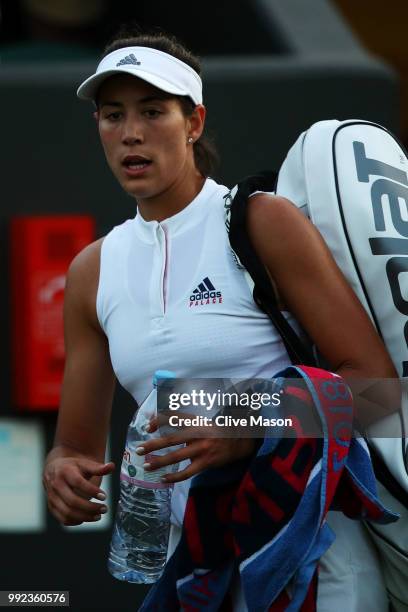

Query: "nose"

xmin=122 ymin=117 xmax=144 ymax=145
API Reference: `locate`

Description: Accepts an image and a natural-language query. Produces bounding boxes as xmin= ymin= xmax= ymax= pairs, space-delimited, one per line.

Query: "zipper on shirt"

xmin=158 ymin=224 xmax=168 ymax=315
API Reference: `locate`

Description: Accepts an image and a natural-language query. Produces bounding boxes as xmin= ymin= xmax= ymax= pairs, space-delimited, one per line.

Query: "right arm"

xmin=43 ymin=239 xmax=117 ymax=525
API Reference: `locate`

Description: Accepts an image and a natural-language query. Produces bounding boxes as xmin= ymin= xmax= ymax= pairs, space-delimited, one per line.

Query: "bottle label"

xmin=120 ymin=445 xmax=173 ymax=489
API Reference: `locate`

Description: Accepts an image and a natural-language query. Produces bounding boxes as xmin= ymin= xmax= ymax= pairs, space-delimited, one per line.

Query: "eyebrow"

xmin=99 ymin=94 xmax=172 ymax=108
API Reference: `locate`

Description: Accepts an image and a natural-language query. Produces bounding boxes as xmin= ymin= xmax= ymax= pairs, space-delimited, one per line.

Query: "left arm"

xmin=246 ymin=194 xmax=397 ymax=380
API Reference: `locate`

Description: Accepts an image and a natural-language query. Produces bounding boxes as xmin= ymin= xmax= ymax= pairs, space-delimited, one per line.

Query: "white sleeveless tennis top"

xmin=97 ymin=177 xmax=296 ymax=525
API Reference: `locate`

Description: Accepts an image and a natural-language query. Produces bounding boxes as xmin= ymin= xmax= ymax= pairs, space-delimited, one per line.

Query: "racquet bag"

xmin=274 ymin=119 xmax=408 ymax=610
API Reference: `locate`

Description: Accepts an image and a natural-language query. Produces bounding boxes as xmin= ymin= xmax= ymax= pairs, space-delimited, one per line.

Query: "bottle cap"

xmin=153 ymin=370 xmax=176 ymax=386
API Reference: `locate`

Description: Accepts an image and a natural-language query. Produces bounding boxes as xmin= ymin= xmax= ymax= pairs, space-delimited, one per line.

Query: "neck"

xmin=136 ymin=169 xmax=206 ymax=222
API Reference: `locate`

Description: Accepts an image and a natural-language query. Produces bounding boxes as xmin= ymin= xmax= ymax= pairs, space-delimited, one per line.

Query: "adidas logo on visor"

xmin=189 ymin=277 xmax=222 ymax=307
xmin=116 ymin=53 xmax=141 ymax=67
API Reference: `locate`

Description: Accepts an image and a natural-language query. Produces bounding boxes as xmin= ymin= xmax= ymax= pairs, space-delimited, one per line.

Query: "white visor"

xmin=77 ymin=46 xmax=203 ymax=105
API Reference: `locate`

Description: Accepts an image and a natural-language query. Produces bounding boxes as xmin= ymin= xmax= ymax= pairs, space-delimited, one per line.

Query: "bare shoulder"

xmin=69 ymin=235 xmax=104 ymax=271
xmin=65 ymin=237 xmax=105 ymax=329
xmin=247 ymin=193 xmax=314 ymax=240
xmin=246 ymin=193 xmax=324 ymax=268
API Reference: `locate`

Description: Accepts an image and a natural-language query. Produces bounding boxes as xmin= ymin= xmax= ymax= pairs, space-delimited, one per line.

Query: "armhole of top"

xmin=248 ymin=190 xmax=275 ymax=198
xmin=95 ymin=236 xmax=107 ymax=333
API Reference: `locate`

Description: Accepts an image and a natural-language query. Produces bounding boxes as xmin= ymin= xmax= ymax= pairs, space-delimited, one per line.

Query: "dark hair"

xmin=101 ymin=25 xmax=219 ymax=178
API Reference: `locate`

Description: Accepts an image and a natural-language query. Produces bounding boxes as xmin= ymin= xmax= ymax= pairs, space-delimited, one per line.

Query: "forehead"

xmin=97 ymin=74 xmax=172 ymax=105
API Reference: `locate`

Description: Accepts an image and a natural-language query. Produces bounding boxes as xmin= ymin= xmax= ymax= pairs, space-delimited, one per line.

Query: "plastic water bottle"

xmin=108 ymin=370 xmax=179 ymax=583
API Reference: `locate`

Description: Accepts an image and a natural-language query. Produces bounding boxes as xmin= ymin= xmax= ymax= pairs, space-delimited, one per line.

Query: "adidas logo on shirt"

xmin=189 ymin=277 xmax=222 ymax=307
xmin=116 ymin=53 xmax=141 ymax=67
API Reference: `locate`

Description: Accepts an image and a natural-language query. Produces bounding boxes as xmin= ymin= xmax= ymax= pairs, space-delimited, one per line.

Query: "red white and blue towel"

xmin=139 ymin=366 xmax=398 ymax=611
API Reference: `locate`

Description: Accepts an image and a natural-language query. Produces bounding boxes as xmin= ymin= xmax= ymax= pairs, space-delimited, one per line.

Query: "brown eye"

xmin=106 ymin=112 xmax=122 ymax=121
xmin=144 ymin=109 xmax=161 ymax=118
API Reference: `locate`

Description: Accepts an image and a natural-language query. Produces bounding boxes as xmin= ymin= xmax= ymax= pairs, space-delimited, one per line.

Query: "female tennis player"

xmin=43 ymin=26 xmax=396 ymax=611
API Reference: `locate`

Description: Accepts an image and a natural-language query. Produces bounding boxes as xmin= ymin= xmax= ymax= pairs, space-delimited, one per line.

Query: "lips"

xmin=122 ymin=155 xmax=152 ymax=177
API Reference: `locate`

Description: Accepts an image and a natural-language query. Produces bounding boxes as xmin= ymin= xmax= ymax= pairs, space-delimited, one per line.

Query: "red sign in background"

xmin=10 ymin=216 xmax=95 ymax=410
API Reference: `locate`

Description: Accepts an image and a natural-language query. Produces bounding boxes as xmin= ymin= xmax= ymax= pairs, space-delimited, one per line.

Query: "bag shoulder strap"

xmin=228 ymin=172 xmax=316 ymax=366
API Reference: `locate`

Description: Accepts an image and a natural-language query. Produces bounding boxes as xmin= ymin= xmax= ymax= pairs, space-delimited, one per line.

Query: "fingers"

xmin=141 ymin=438 xmax=215 ymax=483
xmin=64 ymin=463 xmax=107 ymax=500
xmin=147 ymin=416 xmax=159 ymax=432
xmin=96 ymin=461 xmax=116 ymax=475
xmin=79 ymin=459 xmax=115 ymax=479
xmin=163 ymin=463 xmax=204 ymax=484
xmin=46 ymin=477 xmax=107 ymax=526
xmin=140 ymin=438 xmax=257 ymax=484
xmin=48 ymin=489 xmax=106 ymax=526
xmin=143 ymin=442 xmax=201 ymax=474
xmin=59 ymin=480 xmax=106 ymax=514
xmin=77 ymin=460 xmax=115 ymax=497
xmin=136 ymin=427 xmax=209 ymax=456
xmin=43 ymin=457 xmax=115 ymax=526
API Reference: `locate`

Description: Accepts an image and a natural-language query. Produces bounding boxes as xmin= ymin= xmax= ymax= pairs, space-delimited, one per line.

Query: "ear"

xmin=187 ymin=104 xmax=206 ymax=142
xmin=93 ymin=110 xmax=99 ymax=122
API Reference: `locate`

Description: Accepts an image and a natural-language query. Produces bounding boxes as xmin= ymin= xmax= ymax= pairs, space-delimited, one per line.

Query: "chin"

xmin=121 ymin=175 xmax=172 ymax=201
xmin=123 ymin=184 xmax=156 ymax=200
xmin=117 ymin=177 xmax=150 ymax=199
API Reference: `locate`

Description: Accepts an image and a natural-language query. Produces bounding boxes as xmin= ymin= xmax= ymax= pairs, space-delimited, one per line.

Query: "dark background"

xmin=0 ymin=0 xmax=402 ymax=610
